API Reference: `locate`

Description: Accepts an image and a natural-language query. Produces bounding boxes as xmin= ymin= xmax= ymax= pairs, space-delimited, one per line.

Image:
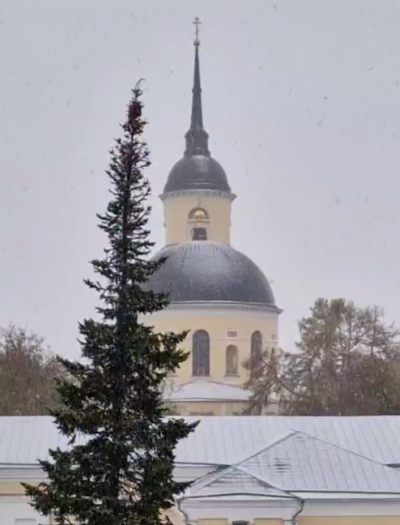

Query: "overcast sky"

xmin=0 ymin=0 xmax=400 ymax=357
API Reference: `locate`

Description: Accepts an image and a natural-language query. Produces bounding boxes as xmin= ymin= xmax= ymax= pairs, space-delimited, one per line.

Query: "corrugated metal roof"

xmin=175 ymin=416 xmax=400 ymax=466
xmin=186 ymin=431 xmax=400 ymax=499
xmin=0 ymin=417 xmax=73 ymax=465
xmin=2 ymin=415 xmax=400 ymax=467
xmin=242 ymin=431 xmax=400 ymax=493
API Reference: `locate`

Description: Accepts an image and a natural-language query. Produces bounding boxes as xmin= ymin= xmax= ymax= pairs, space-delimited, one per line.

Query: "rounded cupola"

xmin=145 ymin=241 xmax=277 ymax=308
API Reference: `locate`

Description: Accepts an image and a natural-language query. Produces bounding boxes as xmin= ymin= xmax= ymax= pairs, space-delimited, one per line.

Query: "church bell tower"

xmin=144 ymin=20 xmax=280 ymax=417
xmin=160 ymin=18 xmax=236 ymax=246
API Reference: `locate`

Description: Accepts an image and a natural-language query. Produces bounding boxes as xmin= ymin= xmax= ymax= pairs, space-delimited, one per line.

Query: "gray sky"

xmin=0 ymin=0 xmax=400 ymax=357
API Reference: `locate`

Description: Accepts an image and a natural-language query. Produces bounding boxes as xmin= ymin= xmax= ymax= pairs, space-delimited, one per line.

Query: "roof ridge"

xmin=182 ymin=463 xmax=294 ymax=500
xmin=233 ymin=430 xmax=400 ymax=496
xmin=230 ymin=431 xmax=309 ymax=492
xmin=182 ymin=435 xmax=296 ymax=497
xmin=292 ymin=430 xmax=400 ymax=471
xmin=180 ymin=429 xmax=400 ymax=501
xmin=231 ymin=431 xmax=298 ymax=468
xmin=181 ymin=465 xmax=232 ymax=497
xmin=235 ymin=427 xmax=400 ymax=472
xmin=237 ymin=464 xmax=292 ymax=495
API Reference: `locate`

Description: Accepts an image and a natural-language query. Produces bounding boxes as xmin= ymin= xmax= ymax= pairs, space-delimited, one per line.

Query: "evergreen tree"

xmin=24 ymin=85 xmax=197 ymax=525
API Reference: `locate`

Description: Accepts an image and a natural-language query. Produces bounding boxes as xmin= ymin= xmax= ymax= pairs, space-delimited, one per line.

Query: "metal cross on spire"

xmin=185 ymin=15 xmax=209 ymax=156
xmin=193 ymin=16 xmax=201 ymax=46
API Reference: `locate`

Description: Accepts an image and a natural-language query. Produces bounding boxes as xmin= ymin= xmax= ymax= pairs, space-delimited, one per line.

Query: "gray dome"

xmin=163 ymin=155 xmax=231 ymax=194
xmin=145 ymin=241 xmax=276 ymax=307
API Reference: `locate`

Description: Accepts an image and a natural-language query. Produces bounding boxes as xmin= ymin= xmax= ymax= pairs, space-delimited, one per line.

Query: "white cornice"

xmin=180 ymin=497 xmax=300 ymax=521
xmin=180 ymin=495 xmax=400 ymax=520
xmin=0 ymin=495 xmax=33 ymax=503
xmin=171 ymin=397 xmax=249 ymax=403
xmin=160 ymin=189 xmax=237 ymax=201
xmin=147 ymin=301 xmax=282 ymax=317
xmin=302 ymin=499 xmax=400 ymax=517
xmin=174 ymin=464 xmax=216 ymax=482
xmin=0 ymin=465 xmax=45 ymax=483
xmin=0 ymin=463 xmax=215 ymax=486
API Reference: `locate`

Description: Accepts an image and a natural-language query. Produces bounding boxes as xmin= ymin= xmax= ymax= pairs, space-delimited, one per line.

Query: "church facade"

xmin=144 ymin=38 xmax=281 ymax=416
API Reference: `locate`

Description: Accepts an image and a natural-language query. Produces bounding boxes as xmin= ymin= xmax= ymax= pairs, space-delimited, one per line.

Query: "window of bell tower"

xmin=188 ymin=207 xmax=209 ymax=241
xmin=192 ymin=227 xmax=207 ymax=240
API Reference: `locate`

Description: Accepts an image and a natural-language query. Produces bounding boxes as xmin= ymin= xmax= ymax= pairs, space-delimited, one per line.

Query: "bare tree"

xmin=246 ymin=299 xmax=400 ymax=416
xmin=0 ymin=325 xmax=65 ymax=415
xmin=243 ymin=347 xmax=281 ymax=415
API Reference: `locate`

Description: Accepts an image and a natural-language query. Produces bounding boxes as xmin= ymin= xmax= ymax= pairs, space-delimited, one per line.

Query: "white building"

xmin=3 ymin=415 xmax=400 ymax=524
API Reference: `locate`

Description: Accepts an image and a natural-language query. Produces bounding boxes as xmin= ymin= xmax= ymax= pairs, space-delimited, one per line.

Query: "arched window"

xmin=189 ymin=208 xmax=209 ymax=241
xmin=226 ymin=345 xmax=239 ymax=376
xmin=250 ymin=331 xmax=262 ymax=368
xmin=189 ymin=208 xmax=209 ymax=220
xmin=192 ymin=330 xmax=210 ymax=376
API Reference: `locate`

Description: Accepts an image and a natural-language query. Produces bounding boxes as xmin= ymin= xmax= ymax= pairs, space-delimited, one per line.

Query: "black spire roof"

xmin=184 ymin=42 xmax=210 ymax=157
xmin=163 ymin=32 xmax=231 ymax=195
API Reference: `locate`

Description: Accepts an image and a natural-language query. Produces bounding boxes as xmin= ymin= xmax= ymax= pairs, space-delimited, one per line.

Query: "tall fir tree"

xmin=24 ymin=85 xmax=197 ymax=525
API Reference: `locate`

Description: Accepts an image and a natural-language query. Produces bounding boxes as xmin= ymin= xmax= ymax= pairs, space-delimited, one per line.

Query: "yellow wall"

xmin=300 ymin=518 xmax=400 ymax=525
xmin=0 ymin=482 xmax=25 ymax=494
xmin=254 ymin=518 xmax=283 ymax=525
xmin=163 ymin=506 xmax=186 ymax=525
xmin=147 ymin=310 xmax=278 ymax=383
xmin=163 ymin=194 xmax=232 ymax=245
xmin=197 ymin=520 xmax=228 ymax=525
xmin=169 ymin=400 xmax=249 ymax=416
xmin=195 ymin=521 xmax=284 ymax=525
xmin=169 ymin=399 xmax=280 ymax=415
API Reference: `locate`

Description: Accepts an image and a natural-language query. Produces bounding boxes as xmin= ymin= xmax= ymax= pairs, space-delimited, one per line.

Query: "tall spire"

xmin=185 ymin=17 xmax=210 ymax=157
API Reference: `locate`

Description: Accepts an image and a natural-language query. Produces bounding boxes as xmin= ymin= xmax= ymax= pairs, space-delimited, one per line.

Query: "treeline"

xmin=246 ymin=298 xmax=400 ymax=416
xmin=2 ymin=297 xmax=400 ymax=417
xmin=0 ymin=325 xmax=65 ymax=415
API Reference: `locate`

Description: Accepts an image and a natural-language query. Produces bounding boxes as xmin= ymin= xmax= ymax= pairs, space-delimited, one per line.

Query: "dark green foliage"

xmin=24 ymin=86 xmax=196 ymax=525
xmin=246 ymin=298 xmax=400 ymax=416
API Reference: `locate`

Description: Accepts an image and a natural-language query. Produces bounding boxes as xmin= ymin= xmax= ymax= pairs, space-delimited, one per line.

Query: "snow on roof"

xmin=166 ymin=380 xmax=252 ymax=402
xmin=184 ymin=465 xmax=293 ymax=500
xmin=3 ymin=415 xmax=400 ymax=468
xmin=241 ymin=431 xmax=400 ymax=493
xmin=184 ymin=431 xmax=400 ymax=500
xmin=175 ymin=415 xmax=400 ymax=467
xmin=292 ymin=492 xmax=400 ymax=500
